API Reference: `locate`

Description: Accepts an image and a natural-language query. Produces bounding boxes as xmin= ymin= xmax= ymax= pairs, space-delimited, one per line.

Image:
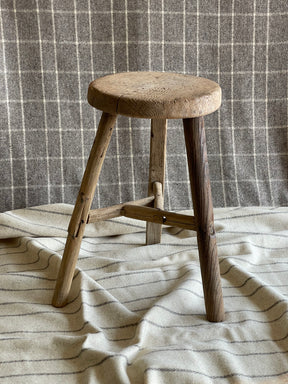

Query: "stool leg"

xmin=146 ymin=118 xmax=167 ymax=245
xmin=183 ymin=117 xmax=224 ymax=322
xmin=52 ymin=112 xmax=117 ymax=307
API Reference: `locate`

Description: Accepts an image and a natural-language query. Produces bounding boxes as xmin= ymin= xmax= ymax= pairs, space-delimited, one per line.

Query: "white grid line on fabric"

xmin=217 ymin=0 xmax=226 ymax=207
xmin=221 ymin=97 xmax=286 ymax=102
xmin=1 ymin=153 xmax=286 ymax=161
xmin=147 ymin=0 xmax=151 ymax=71
xmin=73 ymin=0 xmax=85 ymax=174
xmin=91 ymin=0 xmax=101 ymax=209
xmin=87 ymin=0 xmax=98 ymax=151
xmin=161 ymin=0 xmax=165 ymax=72
xmin=35 ymin=0 xmax=51 ymax=204
xmin=110 ymin=0 xmax=116 ymax=73
xmin=6 ymin=125 xmax=288 ymax=132
xmin=51 ymin=0 xmax=64 ymax=203
xmin=110 ymin=0 xmax=122 ymax=206
xmin=182 ymin=0 xmax=186 ymax=74
xmin=0 ymin=4 xmax=14 ymax=209
xmin=182 ymin=0 xmax=192 ymax=209
xmin=13 ymin=0 xmax=28 ymax=207
xmin=1 ymin=9 xmax=288 ymax=16
xmin=230 ymin=0 xmax=240 ymax=205
xmin=125 ymin=0 xmax=136 ymax=202
xmin=251 ymin=0 xmax=261 ymax=205
xmin=1 ymin=69 xmax=287 ymax=76
xmin=1 ymin=39 xmax=288 ymax=47
xmin=0 ymin=178 xmax=286 ymax=191
xmin=124 ymin=0 xmax=129 ymax=73
xmin=265 ymin=0 xmax=274 ymax=205
xmin=196 ymin=0 xmax=199 ymax=77
xmin=5 ymin=124 xmax=288 ymax=131
xmin=0 ymin=98 xmax=286 ymax=103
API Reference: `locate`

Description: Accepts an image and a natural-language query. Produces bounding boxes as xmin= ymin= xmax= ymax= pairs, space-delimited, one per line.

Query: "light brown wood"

xmin=122 ymin=205 xmax=197 ymax=231
xmin=52 ymin=72 xmax=224 ymax=322
xmin=88 ymin=196 xmax=154 ymax=223
xmin=146 ymin=119 xmax=167 ymax=245
xmin=88 ymin=72 xmax=221 ymax=119
xmin=146 ymin=182 xmax=164 ymax=244
xmin=152 ymin=181 xmax=164 ymax=209
xmin=52 ymin=112 xmax=117 ymax=307
xmin=183 ymin=117 xmax=224 ymax=322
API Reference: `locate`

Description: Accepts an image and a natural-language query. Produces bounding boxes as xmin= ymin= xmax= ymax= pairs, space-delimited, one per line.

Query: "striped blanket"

xmin=0 ymin=205 xmax=287 ymax=383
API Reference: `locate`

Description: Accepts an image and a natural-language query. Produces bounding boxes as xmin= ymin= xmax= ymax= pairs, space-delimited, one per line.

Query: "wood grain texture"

xmin=52 ymin=112 xmax=117 ymax=307
xmin=146 ymin=119 xmax=167 ymax=244
xmin=123 ymin=205 xmax=197 ymax=230
xmin=88 ymin=72 xmax=221 ymax=119
xmin=146 ymin=182 xmax=164 ymax=244
xmin=152 ymin=181 xmax=164 ymax=209
xmin=183 ymin=117 xmax=225 ymax=322
xmin=88 ymin=196 xmax=154 ymax=223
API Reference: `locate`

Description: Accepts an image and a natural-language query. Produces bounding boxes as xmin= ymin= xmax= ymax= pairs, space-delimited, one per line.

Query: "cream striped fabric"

xmin=0 ymin=204 xmax=288 ymax=383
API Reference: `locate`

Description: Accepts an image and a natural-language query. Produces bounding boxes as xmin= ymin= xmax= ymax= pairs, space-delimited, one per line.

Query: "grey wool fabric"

xmin=0 ymin=0 xmax=287 ymax=212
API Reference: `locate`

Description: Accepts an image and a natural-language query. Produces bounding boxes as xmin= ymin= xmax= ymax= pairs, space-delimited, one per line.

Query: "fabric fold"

xmin=0 ymin=204 xmax=287 ymax=383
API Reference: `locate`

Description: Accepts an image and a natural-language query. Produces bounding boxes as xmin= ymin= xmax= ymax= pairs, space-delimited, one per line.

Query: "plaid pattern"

xmin=0 ymin=0 xmax=287 ymax=212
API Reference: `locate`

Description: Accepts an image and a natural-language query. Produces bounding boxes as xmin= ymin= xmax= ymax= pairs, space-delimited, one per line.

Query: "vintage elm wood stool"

xmin=52 ymin=72 xmax=225 ymax=322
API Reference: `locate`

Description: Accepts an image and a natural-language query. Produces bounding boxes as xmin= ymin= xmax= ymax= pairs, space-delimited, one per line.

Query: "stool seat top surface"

xmin=87 ymin=71 xmax=221 ymax=119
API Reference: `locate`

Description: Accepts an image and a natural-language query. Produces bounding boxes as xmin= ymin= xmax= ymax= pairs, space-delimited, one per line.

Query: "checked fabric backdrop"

xmin=0 ymin=0 xmax=287 ymax=213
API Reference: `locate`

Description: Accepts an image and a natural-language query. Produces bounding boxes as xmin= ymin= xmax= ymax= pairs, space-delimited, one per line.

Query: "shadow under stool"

xmin=52 ymin=71 xmax=225 ymax=322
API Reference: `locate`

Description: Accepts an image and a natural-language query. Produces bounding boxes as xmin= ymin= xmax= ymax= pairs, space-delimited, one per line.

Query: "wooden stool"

xmin=52 ymin=72 xmax=225 ymax=322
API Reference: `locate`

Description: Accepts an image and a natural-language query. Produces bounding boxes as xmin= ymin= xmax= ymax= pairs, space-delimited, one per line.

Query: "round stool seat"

xmin=88 ymin=71 xmax=221 ymax=119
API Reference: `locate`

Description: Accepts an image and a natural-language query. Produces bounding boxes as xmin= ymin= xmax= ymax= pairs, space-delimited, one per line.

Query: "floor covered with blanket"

xmin=0 ymin=204 xmax=288 ymax=383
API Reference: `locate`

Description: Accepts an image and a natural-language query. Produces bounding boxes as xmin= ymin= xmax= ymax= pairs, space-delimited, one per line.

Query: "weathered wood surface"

xmin=146 ymin=119 xmax=167 ymax=244
xmin=88 ymin=72 xmax=221 ymax=119
xmin=52 ymin=112 xmax=117 ymax=307
xmin=183 ymin=116 xmax=225 ymax=322
xmin=123 ymin=204 xmax=197 ymax=231
xmin=88 ymin=196 xmax=154 ymax=223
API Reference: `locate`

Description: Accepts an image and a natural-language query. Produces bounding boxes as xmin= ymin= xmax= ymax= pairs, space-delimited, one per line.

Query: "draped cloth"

xmin=0 ymin=204 xmax=287 ymax=383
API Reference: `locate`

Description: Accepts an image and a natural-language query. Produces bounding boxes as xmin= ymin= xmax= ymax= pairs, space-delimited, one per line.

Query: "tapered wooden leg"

xmin=146 ymin=118 xmax=167 ymax=245
xmin=52 ymin=112 xmax=117 ymax=307
xmin=183 ymin=117 xmax=224 ymax=322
